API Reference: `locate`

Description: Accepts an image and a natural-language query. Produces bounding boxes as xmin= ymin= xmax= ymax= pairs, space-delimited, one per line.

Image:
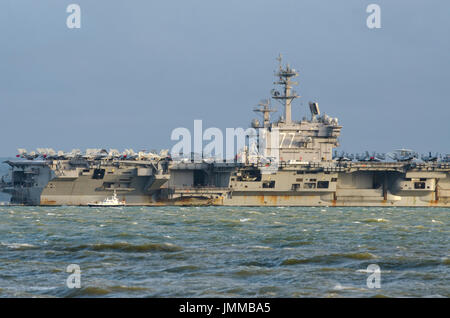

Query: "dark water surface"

xmin=0 ymin=206 xmax=448 ymax=297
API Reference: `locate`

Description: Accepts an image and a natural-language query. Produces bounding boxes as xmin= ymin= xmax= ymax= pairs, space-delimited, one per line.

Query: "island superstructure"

xmin=1 ymin=57 xmax=449 ymax=207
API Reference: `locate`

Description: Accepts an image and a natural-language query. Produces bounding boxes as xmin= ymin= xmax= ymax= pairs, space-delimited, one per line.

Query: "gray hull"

xmin=2 ymin=159 xmax=449 ymax=207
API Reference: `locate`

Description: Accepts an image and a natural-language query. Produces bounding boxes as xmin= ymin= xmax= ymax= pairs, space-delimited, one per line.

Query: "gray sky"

xmin=1 ymin=0 xmax=449 ymax=156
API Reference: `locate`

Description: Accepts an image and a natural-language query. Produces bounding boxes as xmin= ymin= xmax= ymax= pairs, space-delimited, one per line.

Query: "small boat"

xmin=88 ymin=190 xmax=126 ymax=207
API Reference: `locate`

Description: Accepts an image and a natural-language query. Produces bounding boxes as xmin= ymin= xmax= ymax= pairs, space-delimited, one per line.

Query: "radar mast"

xmin=253 ymin=99 xmax=276 ymax=127
xmin=271 ymin=54 xmax=300 ymax=124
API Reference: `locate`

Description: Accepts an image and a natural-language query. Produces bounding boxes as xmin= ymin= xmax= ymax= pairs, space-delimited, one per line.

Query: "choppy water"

xmin=0 ymin=206 xmax=448 ymax=297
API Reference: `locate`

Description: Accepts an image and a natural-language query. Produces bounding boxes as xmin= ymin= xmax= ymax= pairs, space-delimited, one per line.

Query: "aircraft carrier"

xmin=1 ymin=57 xmax=450 ymax=207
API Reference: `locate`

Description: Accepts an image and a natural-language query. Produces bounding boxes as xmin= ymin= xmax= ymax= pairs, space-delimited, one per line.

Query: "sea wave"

xmin=363 ymin=218 xmax=389 ymax=223
xmin=232 ymin=268 xmax=274 ymax=278
xmin=163 ymin=265 xmax=201 ymax=273
xmin=64 ymin=242 xmax=183 ymax=253
xmin=1 ymin=242 xmax=37 ymax=250
xmin=63 ymin=286 xmax=111 ymax=297
xmin=0 ymin=205 xmax=448 ymax=298
xmin=281 ymin=252 xmax=377 ymax=266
